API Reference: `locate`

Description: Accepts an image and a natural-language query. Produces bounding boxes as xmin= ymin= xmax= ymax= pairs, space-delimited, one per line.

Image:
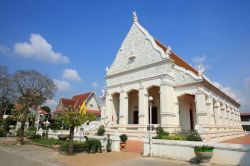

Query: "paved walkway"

xmin=0 ymin=144 xmax=196 ymax=166
xmin=220 ymin=134 xmax=250 ymax=144
xmin=0 ymin=144 xmax=67 ymax=166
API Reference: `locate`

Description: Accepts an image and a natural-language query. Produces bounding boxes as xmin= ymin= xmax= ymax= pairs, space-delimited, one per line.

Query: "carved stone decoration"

xmin=174 ymin=68 xmax=197 ymax=85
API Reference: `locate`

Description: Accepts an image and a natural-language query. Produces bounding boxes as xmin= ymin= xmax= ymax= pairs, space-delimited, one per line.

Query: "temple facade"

xmin=102 ymin=12 xmax=243 ymax=140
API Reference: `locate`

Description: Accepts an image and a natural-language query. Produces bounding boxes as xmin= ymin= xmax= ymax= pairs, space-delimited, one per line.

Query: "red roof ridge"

xmin=154 ymin=38 xmax=198 ymax=76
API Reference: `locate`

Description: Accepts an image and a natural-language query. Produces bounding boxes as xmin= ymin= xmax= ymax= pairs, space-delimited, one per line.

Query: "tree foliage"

xmin=6 ymin=68 xmax=56 ymax=138
xmin=13 ymin=70 xmax=56 ymax=106
xmin=60 ymin=106 xmax=96 ymax=154
xmin=0 ymin=66 xmax=14 ymax=115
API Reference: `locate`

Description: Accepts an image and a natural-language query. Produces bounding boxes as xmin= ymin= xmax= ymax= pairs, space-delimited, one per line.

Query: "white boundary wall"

xmin=37 ymin=129 xmax=120 ymax=152
xmin=143 ymin=139 xmax=250 ymax=166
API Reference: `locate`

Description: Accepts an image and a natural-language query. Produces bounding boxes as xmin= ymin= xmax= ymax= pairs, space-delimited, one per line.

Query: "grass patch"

xmin=32 ymin=138 xmax=67 ymax=147
xmin=32 ymin=138 xmax=87 ymax=153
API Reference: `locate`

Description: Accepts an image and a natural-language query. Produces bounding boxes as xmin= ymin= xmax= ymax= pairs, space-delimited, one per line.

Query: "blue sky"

xmin=0 ymin=0 xmax=250 ymax=112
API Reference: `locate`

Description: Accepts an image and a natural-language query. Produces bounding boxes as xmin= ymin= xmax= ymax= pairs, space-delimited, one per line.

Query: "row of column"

xmin=195 ymin=92 xmax=241 ymax=128
xmin=105 ymin=83 xmax=178 ymax=126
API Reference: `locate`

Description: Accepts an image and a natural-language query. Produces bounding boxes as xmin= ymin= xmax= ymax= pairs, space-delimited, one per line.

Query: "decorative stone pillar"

xmin=213 ymin=100 xmax=221 ymax=125
xmin=160 ymin=83 xmax=176 ymax=126
xmin=220 ymin=104 xmax=225 ymax=126
xmin=139 ymin=86 xmax=148 ymax=125
xmin=195 ymin=92 xmax=207 ymax=127
xmin=206 ymin=97 xmax=215 ymax=125
xmin=227 ymin=107 xmax=231 ymax=127
xmin=119 ymin=90 xmax=128 ymax=125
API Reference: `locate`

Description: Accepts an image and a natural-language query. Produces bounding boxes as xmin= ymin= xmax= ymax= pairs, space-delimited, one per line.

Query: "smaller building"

xmin=240 ymin=112 xmax=250 ymax=131
xmin=54 ymin=91 xmax=101 ymax=119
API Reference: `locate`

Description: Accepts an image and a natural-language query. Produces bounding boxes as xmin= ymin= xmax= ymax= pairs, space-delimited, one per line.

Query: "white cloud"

xmin=0 ymin=44 xmax=10 ymax=53
xmin=14 ymin=34 xmax=70 ymax=64
xmin=192 ymin=55 xmax=209 ymax=72
xmin=213 ymin=82 xmax=237 ymax=100
xmin=91 ymin=82 xmax=99 ymax=88
xmin=62 ymin=69 xmax=82 ymax=82
xmin=53 ymin=79 xmax=71 ymax=91
xmin=44 ymin=99 xmax=57 ymax=107
xmin=213 ymin=78 xmax=250 ymax=112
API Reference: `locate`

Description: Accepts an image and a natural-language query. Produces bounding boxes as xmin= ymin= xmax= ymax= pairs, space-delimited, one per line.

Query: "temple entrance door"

xmin=149 ymin=106 xmax=158 ymax=124
xmin=133 ymin=111 xmax=138 ymax=124
xmin=190 ymin=109 xmax=194 ymax=130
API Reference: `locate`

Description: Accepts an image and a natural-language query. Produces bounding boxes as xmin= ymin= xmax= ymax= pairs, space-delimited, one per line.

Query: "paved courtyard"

xmin=221 ymin=133 xmax=250 ymax=144
xmin=0 ymin=144 xmax=195 ymax=166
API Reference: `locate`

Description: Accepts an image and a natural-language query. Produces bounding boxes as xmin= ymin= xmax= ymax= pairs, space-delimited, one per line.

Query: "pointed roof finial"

xmin=133 ymin=11 xmax=138 ymax=22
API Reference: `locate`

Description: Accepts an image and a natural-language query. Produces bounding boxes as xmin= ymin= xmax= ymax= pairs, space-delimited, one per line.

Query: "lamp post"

xmin=43 ymin=120 xmax=50 ymax=139
xmin=148 ymin=96 xmax=153 ymax=157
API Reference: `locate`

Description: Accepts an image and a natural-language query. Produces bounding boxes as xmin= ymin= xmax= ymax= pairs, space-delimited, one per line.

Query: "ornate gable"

xmin=106 ymin=12 xmax=168 ymax=76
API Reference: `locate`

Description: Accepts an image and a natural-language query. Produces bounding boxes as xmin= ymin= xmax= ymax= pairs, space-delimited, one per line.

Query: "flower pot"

xmin=194 ymin=151 xmax=213 ymax=164
xmin=120 ymin=142 xmax=127 ymax=149
xmin=16 ymin=137 xmax=24 ymax=145
xmin=107 ymin=149 xmax=111 ymax=152
xmin=58 ymin=134 xmax=68 ymax=141
xmin=52 ymin=144 xmax=61 ymax=152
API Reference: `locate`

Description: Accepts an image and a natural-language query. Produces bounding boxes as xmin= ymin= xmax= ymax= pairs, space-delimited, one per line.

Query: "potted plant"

xmin=52 ymin=140 xmax=61 ymax=152
xmin=16 ymin=128 xmax=24 ymax=145
xmin=194 ymin=145 xmax=214 ymax=164
xmin=58 ymin=134 xmax=69 ymax=141
xmin=119 ymin=134 xmax=128 ymax=149
xmin=106 ymin=134 xmax=112 ymax=152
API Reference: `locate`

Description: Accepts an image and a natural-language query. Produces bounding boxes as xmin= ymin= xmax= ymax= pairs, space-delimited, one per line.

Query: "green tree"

xmin=61 ymin=106 xmax=96 ymax=154
xmin=12 ymin=70 xmax=56 ymax=139
xmin=40 ymin=106 xmax=51 ymax=120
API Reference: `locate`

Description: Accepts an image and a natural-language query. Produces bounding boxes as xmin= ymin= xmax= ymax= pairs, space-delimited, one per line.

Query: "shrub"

xmin=194 ymin=145 xmax=214 ymax=152
xmin=25 ymin=126 xmax=37 ymax=139
xmin=16 ymin=128 xmax=22 ymax=137
xmin=33 ymin=134 xmax=42 ymax=139
xmin=106 ymin=134 xmax=112 ymax=151
xmin=84 ymin=136 xmax=102 ymax=153
xmin=49 ymin=119 xmax=63 ymax=130
xmin=119 ymin=134 xmax=128 ymax=143
xmin=72 ymin=141 xmax=87 ymax=151
xmin=0 ymin=128 xmax=7 ymax=137
xmin=184 ymin=131 xmax=202 ymax=141
xmin=97 ymin=125 xmax=105 ymax=136
xmin=154 ymin=126 xmax=169 ymax=139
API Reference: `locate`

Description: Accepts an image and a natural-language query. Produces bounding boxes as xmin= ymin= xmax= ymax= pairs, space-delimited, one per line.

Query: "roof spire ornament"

xmin=133 ymin=11 xmax=138 ymax=22
xmin=198 ymin=64 xmax=205 ymax=77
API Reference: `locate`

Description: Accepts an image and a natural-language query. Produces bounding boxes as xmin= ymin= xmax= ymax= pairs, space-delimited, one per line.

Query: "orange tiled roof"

xmin=240 ymin=112 xmax=250 ymax=116
xmin=61 ymin=98 xmax=77 ymax=107
xmin=72 ymin=92 xmax=92 ymax=104
xmin=60 ymin=92 xmax=93 ymax=108
xmin=154 ymin=38 xmax=240 ymax=107
xmin=86 ymin=109 xmax=101 ymax=116
xmin=154 ymin=39 xmax=198 ymax=76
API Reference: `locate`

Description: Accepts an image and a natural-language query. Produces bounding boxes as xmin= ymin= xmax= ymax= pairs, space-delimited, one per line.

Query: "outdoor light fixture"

xmin=148 ymin=96 xmax=153 ymax=157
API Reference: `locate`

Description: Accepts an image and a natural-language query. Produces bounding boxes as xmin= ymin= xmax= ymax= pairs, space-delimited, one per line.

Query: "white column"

xmin=105 ymin=92 xmax=114 ymax=124
xmin=238 ymin=111 xmax=241 ymax=127
xmin=220 ymin=104 xmax=226 ymax=126
xmin=226 ymin=106 xmax=230 ymax=127
xmin=139 ymin=86 xmax=148 ymax=125
xmin=213 ymin=100 xmax=221 ymax=125
xmin=206 ymin=97 xmax=215 ymax=125
xmin=119 ymin=90 xmax=128 ymax=125
xmin=195 ymin=92 xmax=207 ymax=126
xmin=160 ymin=83 xmax=176 ymax=126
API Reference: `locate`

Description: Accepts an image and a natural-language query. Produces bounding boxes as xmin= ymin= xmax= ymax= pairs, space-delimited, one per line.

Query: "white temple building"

xmin=101 ymin=12 xmax=243 ymax=140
